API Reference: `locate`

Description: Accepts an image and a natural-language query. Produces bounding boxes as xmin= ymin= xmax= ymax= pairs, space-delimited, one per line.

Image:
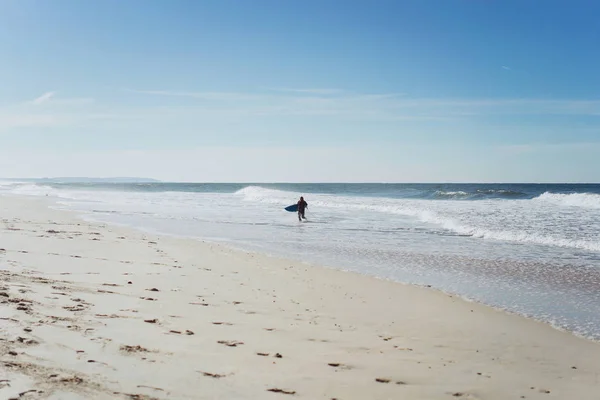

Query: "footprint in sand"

xmin=168 ymin=330 xmax=194 ymax=335
xmin=136 ymin=385 xmax=164 ymax=392
xmin=120 ymin=345 xmax=151 ymax=353
xmin=118 ymin=393 xmax=160 ymax=399
xmin=375 ymin=378 xmax=406 ymax=385
xmin=10 ymin=389 xmax=41 ymax=398
xmin=14 ymin=336 xmax=39 ymax=345
xmin=63 ymin=305 xmax=86 ymax=312
xmin=267 ymin=388 xmax=296 ymax=395
xmin=217 ymin=340 xmax=244 ymax=347
xmin=199 ymin=371 xmax=227 ymax=379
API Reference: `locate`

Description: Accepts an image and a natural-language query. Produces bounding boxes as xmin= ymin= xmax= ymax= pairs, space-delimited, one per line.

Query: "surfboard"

xmin=285 ymin=204 xmax=298 ymax=212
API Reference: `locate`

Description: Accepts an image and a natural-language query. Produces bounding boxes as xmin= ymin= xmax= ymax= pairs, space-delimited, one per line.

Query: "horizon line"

xmin=2 ymin=178 xmax=599 ymax=185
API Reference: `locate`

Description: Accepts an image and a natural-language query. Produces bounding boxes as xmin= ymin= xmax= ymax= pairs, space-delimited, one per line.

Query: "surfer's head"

xmin=300 ymin=196 xmax=304 ymax=201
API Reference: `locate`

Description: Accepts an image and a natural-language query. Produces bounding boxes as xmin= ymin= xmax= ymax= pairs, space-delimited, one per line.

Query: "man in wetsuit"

xmin=297 ymin=196 xmax=308 ymax=221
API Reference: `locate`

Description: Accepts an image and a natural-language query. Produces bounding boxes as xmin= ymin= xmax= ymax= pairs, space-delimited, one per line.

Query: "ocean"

xmin=2 ymin=181 xmax=599 ymax=340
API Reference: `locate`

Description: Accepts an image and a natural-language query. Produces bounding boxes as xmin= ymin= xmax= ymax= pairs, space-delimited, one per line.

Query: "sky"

xmin=0 ymin=0 xmax=599 ymax=182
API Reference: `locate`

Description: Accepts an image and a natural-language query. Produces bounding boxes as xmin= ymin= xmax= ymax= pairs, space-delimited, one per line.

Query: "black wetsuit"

xmin=297 ymin=200 xmax=308 ymax=220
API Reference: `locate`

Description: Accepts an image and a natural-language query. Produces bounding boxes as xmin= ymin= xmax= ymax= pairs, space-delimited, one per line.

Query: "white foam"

xmin=234 ymin=186 xmax=600 ymax=253
xmin=534 ymin=192 xmax=600 ymax=209
xmin=234 ymin=186 xmax=291 ymax=204
xmin=3 ymin=183 xmax=599 ymax=254
xmin=434 ymin=190 xmax=469 ymax=198
xmin=451 ymin=224 xmax=600 ymax=252
xmin=7 ymin=184 xmax=57 ymax=196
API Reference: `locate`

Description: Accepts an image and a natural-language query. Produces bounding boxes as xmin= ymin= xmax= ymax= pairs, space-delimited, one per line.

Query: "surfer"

xmin=297 ymin=196 xmax=308 ymax=221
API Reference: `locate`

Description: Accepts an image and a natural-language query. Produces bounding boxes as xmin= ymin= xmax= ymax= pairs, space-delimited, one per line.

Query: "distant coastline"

xmin=1 ymin=177 xmax=161 ymax=183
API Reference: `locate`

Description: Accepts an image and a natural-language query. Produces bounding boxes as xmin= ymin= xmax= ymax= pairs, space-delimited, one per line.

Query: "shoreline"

xmin=1 ymin=195 xmax=600 ymax=399
xmin=46 ymin=195 xmax=600 ymax=344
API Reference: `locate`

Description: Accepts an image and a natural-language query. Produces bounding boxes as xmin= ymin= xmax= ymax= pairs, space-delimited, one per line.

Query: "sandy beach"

xmin=0 ymin=195 xmax=599 ymax=400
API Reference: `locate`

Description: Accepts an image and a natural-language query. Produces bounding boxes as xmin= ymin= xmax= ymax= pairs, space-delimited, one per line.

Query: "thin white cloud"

xmin=0 ymin=109 xmax=114 ymax=132
xmin=8 ymin=88 xmax=600 ymax=135
xmin=502 ymin=66 xmax=511 ymax=70
xmin=125 ymin=89 xmax=260 ymax=101
xmin=129 ymin=87 xmax=348 ymax=101
xmin=130 ymin=87 xmax=600 ymax=114
xmin=123 ymin=89 xmax=600 ymax=121
xmin=31 ymin=91 xmax=55 ymax=105
xmin=28 ymin=92 xmax=93 ymax=107
xmin=0 ymin=113 xmax=73 ymax=130
xmin=52 ymin=97 xmax=95 ymax=106
xmin=497 ymin=142 xmax=600 ymax=155
xmin=266 ymin=87 xmax=344 ymax=95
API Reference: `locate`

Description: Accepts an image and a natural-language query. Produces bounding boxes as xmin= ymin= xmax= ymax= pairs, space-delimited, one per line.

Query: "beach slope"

xmin=1 ymin=196 xmax=599 ymax=399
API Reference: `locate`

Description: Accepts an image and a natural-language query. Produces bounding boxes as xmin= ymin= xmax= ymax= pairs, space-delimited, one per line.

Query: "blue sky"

xmin=0 ymin=0 xmax=599 ymax=182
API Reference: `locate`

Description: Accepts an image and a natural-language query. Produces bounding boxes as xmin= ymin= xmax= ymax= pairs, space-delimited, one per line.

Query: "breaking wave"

xmin=235 ymin=186 xmax=600 ymax=253
xmin=534 ymin=192 xmax=600 ymax=209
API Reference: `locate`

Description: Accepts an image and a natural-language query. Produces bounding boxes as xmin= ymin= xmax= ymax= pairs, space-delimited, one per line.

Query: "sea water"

xmin=2 ymin=182 xmax=599 ymax=339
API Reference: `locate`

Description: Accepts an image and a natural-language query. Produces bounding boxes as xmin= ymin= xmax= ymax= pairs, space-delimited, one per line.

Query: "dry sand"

xmin=0 ymin=195 xmax=599 ymax=400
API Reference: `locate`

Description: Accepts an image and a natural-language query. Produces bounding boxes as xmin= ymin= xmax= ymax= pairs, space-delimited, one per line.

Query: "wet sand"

xmin=1 ymin=195 xmax=599 ymax=399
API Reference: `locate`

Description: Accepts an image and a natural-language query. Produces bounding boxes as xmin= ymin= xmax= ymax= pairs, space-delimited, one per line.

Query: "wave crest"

xmin=234 ymin=186 xmax=295 ymax=204
xmin=534 ymin=192 xmax=600 ymax=209
xmin=433 ymin=190 xmax=470 ymax=199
